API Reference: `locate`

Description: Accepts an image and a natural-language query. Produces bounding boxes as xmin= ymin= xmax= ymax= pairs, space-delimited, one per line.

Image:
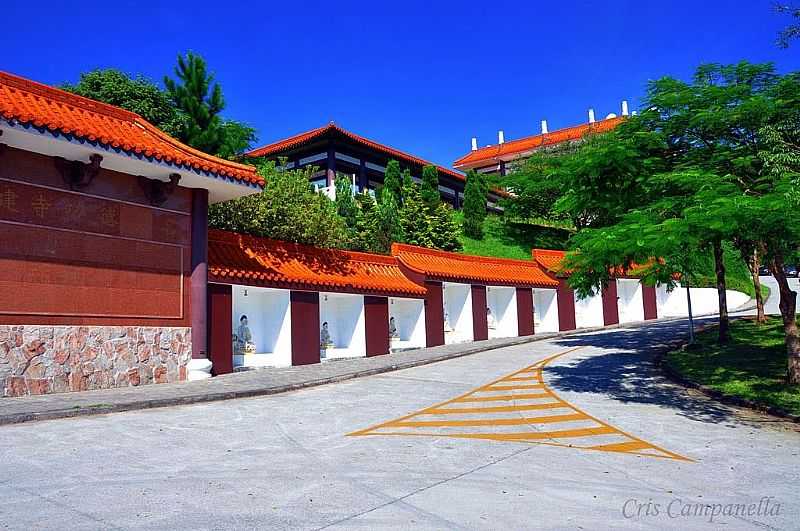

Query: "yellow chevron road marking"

xmin=348 ymin=346 xmax=692 ymax=462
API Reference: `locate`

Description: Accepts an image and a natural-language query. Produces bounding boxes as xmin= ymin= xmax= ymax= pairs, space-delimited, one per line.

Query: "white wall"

xmin=533 ymin=289 xmax=559 ymax=333
xmin=656 ymin=284 xmax=751 ymax=317
xmin=232 ymin=286 xmax=292 ymax=368
xmin=574 ymin=292 xmax=604 ymax=329
xmin=617 ymin=279 xmax=644 ymax=323
xmin=389 ymin=297 xmax=426 ymax=349
xmin=319 ymin=293 xmax=366 ymax=359
xmin=487 ymin=286 xmax=518 ymax=339
xmin=443 ymin=282 xmax=473 ymax=344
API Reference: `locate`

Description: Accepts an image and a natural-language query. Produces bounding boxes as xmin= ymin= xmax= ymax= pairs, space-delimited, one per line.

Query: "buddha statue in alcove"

xmin=234 ymin=315 xmax=256 ymax=355
xmin=320 ymin=321 xmax=333 ymax=349
xmin=487 ymin=307 xmax=497 ymax=330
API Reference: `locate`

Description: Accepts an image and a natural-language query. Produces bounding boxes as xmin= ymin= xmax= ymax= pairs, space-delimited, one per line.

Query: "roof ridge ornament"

xmin=54 ymin=154 xmax=103 ymax=191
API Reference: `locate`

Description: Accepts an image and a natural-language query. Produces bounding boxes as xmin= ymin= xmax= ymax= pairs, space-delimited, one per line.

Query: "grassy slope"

xmin=666 ymin=318 xmax=800 ymax=416
xmin=457 ymin=214 xmax=763 ymax=298
xmin=456 ymin=213 xmax=570 ymax=260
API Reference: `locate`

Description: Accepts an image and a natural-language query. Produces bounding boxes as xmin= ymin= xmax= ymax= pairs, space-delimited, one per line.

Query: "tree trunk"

xmin=749 ymin=247 xmax=766 ymax=324
xmin=712 ymin=239 xmax=731 ymax=343
xmin=768 ymin=255 xmax=800 ymax=384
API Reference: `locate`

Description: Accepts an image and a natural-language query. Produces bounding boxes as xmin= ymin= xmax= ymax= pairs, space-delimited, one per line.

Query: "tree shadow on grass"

xmin=541 ymin=317 xmax=774 ymax=428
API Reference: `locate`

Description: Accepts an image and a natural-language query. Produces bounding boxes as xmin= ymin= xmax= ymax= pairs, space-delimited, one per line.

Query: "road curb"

xmin=655 ymin=318 xmax=800 ymax=424
xmin=0 ymin=332 xmax=563 ymax=426
xmin=0 ymin=313 xmax=757 ymax=427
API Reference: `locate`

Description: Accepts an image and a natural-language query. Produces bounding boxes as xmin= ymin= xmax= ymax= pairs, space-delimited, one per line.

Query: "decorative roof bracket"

xmin=139 ymin=173 xmax=181 ymax=206
xmin=54 ymin=154 xmax=103 ymax=191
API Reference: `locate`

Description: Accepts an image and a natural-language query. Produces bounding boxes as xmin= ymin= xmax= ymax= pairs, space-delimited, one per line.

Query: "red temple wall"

xmin=0 ymin=146 xmax=194 ymax=397
xmin=0 ymin=146 xmax=192 ymax=326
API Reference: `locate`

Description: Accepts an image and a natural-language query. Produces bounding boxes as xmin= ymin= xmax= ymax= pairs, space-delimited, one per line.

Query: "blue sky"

xmin=3 ymin=1 xmax=799 ymax=168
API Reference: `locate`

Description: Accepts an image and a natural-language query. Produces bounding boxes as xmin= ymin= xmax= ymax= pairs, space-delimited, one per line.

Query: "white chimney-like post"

xmin=498 ymin=130 xmax=505 ymax=144
xmin=471 ymin=137 xmax=478 ymax=151
xmin=621 ymin=100 xmax=629 ymax=116
xmin=588 ymin=109 xmax=596 ymax=123
xmin=541 ymin=120 xmax=548 ymax=134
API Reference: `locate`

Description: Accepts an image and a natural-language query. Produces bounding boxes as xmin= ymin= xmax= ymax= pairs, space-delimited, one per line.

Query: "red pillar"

xmin=643 ymin=284 xmax=658 ymax=320
xmin=557 ymin=278 xmax=577 ymax=331
xmin=472 ymin=285 xmax=488 ymax=341
xmin=291 ymin=291 xmax=321 ymax=365
xmin=516 ymin=287 xmax=534 ymax=336
xmin=602 ymin=281 xmax=620 ymax=326
xmin=425 ymin=281 xmax=445 ymax=347
xmin=191 ymin=188 xmax=209 ymax=360
xmin=364 ymin=296 xmax=390 ymax=357
xmin=207 ymin=283 xmax=233 ymax=376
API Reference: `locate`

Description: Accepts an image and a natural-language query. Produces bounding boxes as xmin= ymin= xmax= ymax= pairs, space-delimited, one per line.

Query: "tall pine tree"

xmin=420 ymin=165 xmax=440 ymax=210
xmin=383 ymin=160 xmax=403 ymax=204
xmin=462 ymin=169 xmax=487 ymax=239
xmin=164 ymin=52 xmax=226 ymax=155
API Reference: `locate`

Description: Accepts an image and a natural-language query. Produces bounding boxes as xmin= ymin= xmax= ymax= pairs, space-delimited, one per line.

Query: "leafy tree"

xmin=383 ymin=160 xmax=403 ymax=204
xmin=776 ymin=3 xmax=800 ymax=48
xmin=462 ymin=169 xmax=487 ymax=239
xmin=560 ymin=62 xmax=800 ymax=378
xmin=62 ymin=69 xmax=183 ymax=137
xmin=208 ymin=161 xmax=348 ymax=248
xmin=217 ymin=119 xmax=257 ymax=160
xmin=502 ymin=124 xmax=664 ymax=230
xmin=420 ymin=165 xmax=440 ymax=209
xmin=164 ymin=52 xmax=255 ymax=157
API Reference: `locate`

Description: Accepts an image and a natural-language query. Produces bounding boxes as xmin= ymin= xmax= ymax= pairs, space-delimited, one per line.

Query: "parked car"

xmin=759 ymin=265 xmax=771 ymax=276
xmin=785 ymin=264 xmax=799 ymax=278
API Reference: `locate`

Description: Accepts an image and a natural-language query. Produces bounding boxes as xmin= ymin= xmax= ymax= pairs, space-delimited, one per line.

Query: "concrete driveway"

xmin=759 ymin=275 xmax=800 ymax=315
xmin=0 ymin=319 xmax=797 ymax=530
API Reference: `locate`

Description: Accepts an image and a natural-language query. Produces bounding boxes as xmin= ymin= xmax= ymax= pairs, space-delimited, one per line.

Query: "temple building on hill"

xmin=0 ymin=70 xmax=262 ymax=396
xmin=246 ymin=122 xmax=505 ymax=210
xmin=454 ymin=102 xmax=631 ymax=176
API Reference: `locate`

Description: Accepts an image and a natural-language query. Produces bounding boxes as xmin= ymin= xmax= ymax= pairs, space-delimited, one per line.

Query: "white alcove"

xmin=443 ymin=282 xmax=474 ymax=344
xmin=533 ymin=288 xmax=559 ymax=333
xmin=617 ymin=279 xmax=644 ymax=323
xmin=232 ymin=285 xmax=292 ymax=368
xmin=656 ymin=284 xmax=750 ymax=317
xmin=319 ymin=292 xmax=366 ymax=360
xmin=574 ymin=292 xmax=604 ymax=329
xmin=486 ymin=286 xmax=518 ymax=339
xmin=388 ymin=297 xmax=426 ymax=350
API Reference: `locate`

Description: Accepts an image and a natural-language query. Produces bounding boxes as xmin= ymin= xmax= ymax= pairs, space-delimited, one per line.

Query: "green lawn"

xmin=666 ymin=318 xmax=800 ymax=416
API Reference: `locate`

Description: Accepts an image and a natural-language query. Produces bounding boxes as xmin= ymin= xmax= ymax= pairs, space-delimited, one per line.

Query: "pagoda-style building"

xmin=247 ymin=122 xmax=505 ymax=209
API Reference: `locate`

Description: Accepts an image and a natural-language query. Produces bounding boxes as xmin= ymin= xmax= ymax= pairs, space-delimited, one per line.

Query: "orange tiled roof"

xmin=247 ymin=122 xmax=467 ymax=183
xmin=532 ymin=249 xmax=567 ymax=274
xmin=209 ymin=230 xmax=427 ymax=297
xmin=454 ymin=117 xmax=625 ymax=170
xmin=393 ymin=243 xmax=558 ymax=288
xmin=532 ymin=248 xmax=655 ymax=278
xmin=0 ymin=71 xmax=262 ymax=186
